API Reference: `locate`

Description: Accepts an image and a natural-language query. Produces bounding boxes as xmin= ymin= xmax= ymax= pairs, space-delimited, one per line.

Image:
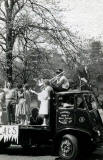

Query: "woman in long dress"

xmin=30 ymin=80 xmax=53 ymax=125
xmin=39 ymin=80 xmax=53 ymax=125
xmin=23 ymin=84 xmax=31 ymax=124
xmin=38 ymin=89 xmax=49 ymax=115
xmin=15 ymin=85 xmax=26 ymax=125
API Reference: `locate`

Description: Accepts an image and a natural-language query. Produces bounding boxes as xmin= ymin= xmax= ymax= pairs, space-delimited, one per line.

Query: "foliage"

xmin=0 ymin=0 xmax=86 ymax=85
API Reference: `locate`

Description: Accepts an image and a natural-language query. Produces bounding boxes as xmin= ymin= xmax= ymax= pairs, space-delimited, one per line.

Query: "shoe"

xmin=24 ymin=121 xmax=28 ymax=125
xmin=27 ymin=121 xmax=30 ymax=125
xmin=41 ymin=123 xmax=47 ymax=126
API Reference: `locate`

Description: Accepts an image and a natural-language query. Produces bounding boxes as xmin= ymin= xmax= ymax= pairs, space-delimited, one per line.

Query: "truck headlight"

xmin=97 ymin=130 xmax=101 ymax=136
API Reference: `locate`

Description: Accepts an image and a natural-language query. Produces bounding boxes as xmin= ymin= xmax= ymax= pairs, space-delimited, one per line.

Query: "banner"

xmin=0 ymin=125 xmax=19 ymax=144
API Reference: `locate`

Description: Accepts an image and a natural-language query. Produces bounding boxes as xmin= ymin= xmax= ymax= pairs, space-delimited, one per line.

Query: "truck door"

xmin=56 ymin=94 xmax=75 ymax=130
xmin=84 ymin=94 xmax=103 ymax=127
xmin=74 ymin=94 xmax=92 ymax=131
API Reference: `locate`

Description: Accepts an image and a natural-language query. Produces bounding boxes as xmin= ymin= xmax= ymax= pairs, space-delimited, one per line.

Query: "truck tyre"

xmin=59 ymin=134 xmax=78 ymax=160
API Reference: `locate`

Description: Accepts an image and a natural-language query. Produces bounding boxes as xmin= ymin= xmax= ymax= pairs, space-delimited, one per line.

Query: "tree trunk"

xmin=6 ymin=26 xmax=13 ymax=83
xmin=6 ymin=50 xmax=12 ymax=83
xmin=5 ymin=0 xmax=14 ymax=83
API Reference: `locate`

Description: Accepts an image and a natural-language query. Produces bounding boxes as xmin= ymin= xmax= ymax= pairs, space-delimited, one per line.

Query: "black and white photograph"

xmin=0 ymin=0 xmax=103 ymax=160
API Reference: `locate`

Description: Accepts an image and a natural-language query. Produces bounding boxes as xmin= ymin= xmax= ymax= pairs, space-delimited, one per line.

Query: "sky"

xmin=57 ymin=0 xmax=103 ymax=40
xmin=1 ymin=0 xmax=103 ymax=40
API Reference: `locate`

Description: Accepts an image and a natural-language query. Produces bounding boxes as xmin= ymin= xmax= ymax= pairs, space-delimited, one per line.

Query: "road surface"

xmin=0 ymin=144 xmax=103 ymax=160
xmin=0 ymin=145 xmax=56 ymax=160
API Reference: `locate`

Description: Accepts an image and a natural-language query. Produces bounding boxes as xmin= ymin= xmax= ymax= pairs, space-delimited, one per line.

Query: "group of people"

xmin=0 ymin=69 xmax=70 ymax=126
xmin=32 ymin=69 xmax=70 ymax=126
xmin=15 ymin=84 xmax=31 ymax=125
xmin=0 ymin=82 xmax=31 ymax=125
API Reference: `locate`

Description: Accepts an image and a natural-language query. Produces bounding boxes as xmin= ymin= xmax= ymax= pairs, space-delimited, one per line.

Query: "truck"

xmin=0 ymin=89 xmax=103 ymax=160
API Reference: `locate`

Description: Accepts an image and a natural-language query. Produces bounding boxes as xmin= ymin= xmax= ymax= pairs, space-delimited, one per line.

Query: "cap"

xmin=56 ymin=69 xmax=63 ymax=74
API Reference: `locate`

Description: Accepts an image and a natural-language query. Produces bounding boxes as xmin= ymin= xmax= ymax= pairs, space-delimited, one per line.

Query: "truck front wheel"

xmin=59 ymin=134 xmax=78 ymax=160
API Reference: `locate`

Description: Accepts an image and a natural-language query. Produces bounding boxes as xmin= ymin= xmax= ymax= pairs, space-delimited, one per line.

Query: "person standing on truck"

xmin=23 ymin=84 xmax=31 ymax=125
xmin=37 ymin=75 xmax=44 ymax=90
xmin=4 ymin=82 xmax=17 ymax=124
xmin=52 ymin=69 xmax=70 ymax=92
xmin=30 ymin=80 xmax=53 ymax=126
xmin=15 ymin=84 xmax=26 ymax=125
xmin=0 ymin=86 xmax=5 ymax=124
xmin=39 ymin=80 xmax=53 ymax=126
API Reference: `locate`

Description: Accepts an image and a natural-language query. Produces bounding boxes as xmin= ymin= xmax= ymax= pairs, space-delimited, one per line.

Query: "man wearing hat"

xmin=53 ymin=69 xmax=70 ymax=92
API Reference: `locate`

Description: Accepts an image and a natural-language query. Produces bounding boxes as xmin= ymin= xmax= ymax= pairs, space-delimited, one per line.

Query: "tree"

xmin=0 ymin=0 xmax=28 ymax=82
xmin=0 ymin=0 xmax=84 ymax=84
xmin=90 ymin=41 xmax=102 ymax=62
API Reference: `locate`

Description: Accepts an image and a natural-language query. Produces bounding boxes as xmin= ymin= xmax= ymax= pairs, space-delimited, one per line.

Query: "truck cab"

xmin=0 ymin=89 xmax=103 ymax=160
xmin=54 ymin=90 xmax=103 ymax=160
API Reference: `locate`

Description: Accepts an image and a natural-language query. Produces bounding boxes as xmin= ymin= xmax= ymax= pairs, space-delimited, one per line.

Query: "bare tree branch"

xmin=0 ymin=8 xmax=6 ymax=18
xmin=0 ymin=16 xmax=6 ymax=22
xmin=13 ymin=0 xmax=27 ymax=19
xmin=0 ymin=43 xmax=6 ymax=52
xmin=0 ymin=33 xmax=6 ymax=41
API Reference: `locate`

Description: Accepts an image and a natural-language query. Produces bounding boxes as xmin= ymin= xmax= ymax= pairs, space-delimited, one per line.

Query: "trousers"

xmin=7 ymin=101 xmax=16 ymax=124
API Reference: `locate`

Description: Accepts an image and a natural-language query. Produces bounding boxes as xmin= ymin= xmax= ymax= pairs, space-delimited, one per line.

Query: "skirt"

xmin=39 ymin=100 xmax=49 ymax=115
xmin=16 ymin=98 xmax=26 ymax=116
